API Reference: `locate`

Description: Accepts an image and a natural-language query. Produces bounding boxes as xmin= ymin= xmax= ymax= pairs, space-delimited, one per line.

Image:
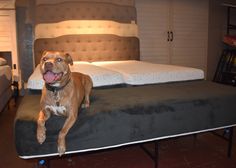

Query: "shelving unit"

xmin=213 ymin=3 xmax=236 ymax=86
xmin=225 ymin=3 xmax=236 ymax=35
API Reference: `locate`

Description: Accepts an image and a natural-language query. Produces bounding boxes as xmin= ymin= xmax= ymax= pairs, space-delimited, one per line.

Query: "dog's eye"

xmin=42 ymin=57 xmax=48 ymax=62
xmin=56 ymin=58 xmax=63 ymax=62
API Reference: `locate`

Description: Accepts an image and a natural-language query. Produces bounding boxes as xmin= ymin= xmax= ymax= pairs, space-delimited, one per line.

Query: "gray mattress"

xmin=14 ymin=80 xmax=236 ymax=159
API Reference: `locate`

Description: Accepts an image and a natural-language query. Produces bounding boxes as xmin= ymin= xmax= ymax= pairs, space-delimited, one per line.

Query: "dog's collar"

xmin=45 ymin=79 xmax=71 ymax=93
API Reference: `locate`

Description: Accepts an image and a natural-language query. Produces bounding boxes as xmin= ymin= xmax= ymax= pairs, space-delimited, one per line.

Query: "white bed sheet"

xmin=27 ymin=61 xmax=124 ymax=89
xmin=92 ymin=60 xmax=204 ymax=85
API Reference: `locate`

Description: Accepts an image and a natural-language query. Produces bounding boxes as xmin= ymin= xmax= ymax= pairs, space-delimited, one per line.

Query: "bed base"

xmin=226 ymin=127 xmax=234 ymax=158
xmin=140 ymin=141 xmax=159 ymax=168
xmin=15 ymin=81 xmax=236 ymax=167
xmin=212 ymin=127 xmax=234 ymax=158
xmin=36 ymin=127 xmax=234 ymax=168
xmin=36 ymin=142 xmax=159 ymax=168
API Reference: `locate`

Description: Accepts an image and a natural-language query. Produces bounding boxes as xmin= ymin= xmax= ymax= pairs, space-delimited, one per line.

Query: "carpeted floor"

xmin=0 ymin=98 xmax=236 ymax=168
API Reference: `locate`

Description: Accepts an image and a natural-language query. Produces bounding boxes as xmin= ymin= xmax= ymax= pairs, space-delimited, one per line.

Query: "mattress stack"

xmin=27 ymin=60 xmax=204 ymax=89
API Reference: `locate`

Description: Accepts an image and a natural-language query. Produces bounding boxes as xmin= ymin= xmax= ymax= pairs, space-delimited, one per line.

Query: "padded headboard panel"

xmin=35 ymin=2 xmax=137 ymax=24
xmin=36 ymin=0 xmax=135 ymax=6
xmin=34 ymin=35 xmax=139 ymax=64
xmin=34 ymin=0 xmax=139 ymax=65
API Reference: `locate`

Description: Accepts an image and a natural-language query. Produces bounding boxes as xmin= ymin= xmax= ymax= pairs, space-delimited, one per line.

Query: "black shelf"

xmin=228 ymin=24 xmax=236 ymax=30
xmin=225 ymin=3 xmax=236 ymax=34
xmin=213 ymin=4 xmax=236 ymax=86
xmin=222 ymin=3 xmax=236 ymax=8
xmin=214 ymin=49 xmax=236 ymax=86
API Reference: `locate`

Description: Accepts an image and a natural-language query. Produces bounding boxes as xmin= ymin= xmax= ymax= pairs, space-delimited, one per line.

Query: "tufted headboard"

xmin=34 ymin=0 xmax=140 ymax=65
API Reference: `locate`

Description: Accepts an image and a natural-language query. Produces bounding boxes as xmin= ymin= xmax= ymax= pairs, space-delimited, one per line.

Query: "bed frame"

xmin=15 ymin=81 xmax=236 ymax=168
xmin=14 ymin=1 xmax=236 ymax=168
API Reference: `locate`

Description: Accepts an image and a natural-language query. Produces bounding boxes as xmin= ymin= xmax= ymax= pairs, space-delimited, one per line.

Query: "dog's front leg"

xmin=57 ymin=113 xmax=77 ymax=156
xmin=37 ymin=110 xmax=47 ymax=144
xmin=37 ymin=108 xmax=51 ymax=144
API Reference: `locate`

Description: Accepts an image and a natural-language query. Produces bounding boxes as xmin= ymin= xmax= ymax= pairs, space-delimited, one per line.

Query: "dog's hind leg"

xmin=83 ymin=94 xmax=90 ymax=108
xmin=83 ymin=77 xmax=93 ymax=108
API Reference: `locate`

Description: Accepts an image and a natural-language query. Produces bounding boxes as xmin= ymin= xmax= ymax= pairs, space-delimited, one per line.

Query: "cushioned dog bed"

xmin=15 ymin=80 xmax=236 ymax=159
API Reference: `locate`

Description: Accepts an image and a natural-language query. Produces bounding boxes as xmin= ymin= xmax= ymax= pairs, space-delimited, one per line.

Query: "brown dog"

xmin=37 ymin=51 xmax=93 ymax=156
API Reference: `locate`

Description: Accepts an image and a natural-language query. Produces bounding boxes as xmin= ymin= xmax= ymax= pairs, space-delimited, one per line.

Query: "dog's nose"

xmin=45 ymin=62 xmax=53 ymax=70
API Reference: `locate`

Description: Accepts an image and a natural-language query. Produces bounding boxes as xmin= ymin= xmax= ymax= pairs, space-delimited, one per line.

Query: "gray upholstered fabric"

xmin=34 ymin=35 xmax=140 ymax=64
xmin=15 ymin=81 xmax=236 ymax=158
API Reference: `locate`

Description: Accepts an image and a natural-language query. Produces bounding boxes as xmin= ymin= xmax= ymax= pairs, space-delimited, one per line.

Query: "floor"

xmin=0 ymin=98 xmax=236 ymax=168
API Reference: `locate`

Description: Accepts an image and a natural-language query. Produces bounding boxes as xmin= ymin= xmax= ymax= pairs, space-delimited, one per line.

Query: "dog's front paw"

xmin=58 ymin=139 xmax=66 ymax=156
xmin=37 ymin=126 xmax=46 ymax=144
xmin=81 ymin=103 xmax=89 ymax=108
xmin=82 ymin=100 xmax=90 ymax=108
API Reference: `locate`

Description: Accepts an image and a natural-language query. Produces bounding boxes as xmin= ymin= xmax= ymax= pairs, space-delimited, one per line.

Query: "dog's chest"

xmin=45 ymin=90 xmax=69 ymax=116
xmin=45 ymin=104 xmax=67 ymax=116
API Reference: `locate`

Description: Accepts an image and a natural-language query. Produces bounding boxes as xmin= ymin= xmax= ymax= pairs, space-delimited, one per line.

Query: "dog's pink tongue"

xmin=43 ymin=71 xmax=56 ymax=83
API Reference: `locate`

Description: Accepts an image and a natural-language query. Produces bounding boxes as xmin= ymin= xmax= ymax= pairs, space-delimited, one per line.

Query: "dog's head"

xmin=40 ymin=51 xmax=73 ymax=85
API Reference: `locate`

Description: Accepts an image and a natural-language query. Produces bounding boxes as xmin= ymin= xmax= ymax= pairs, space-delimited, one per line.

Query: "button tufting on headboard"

xmin=33 ymin=0 xmax=139 ymax=65
xmin=36 ymin=0 xmax=135 ymax=7
xmin=36 ymin=2 xmax=136 ymax=24
xmin=34 ymin=35 xmax=140 ymax=65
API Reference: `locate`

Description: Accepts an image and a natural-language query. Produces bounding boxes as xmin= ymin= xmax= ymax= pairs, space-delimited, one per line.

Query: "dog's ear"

xmin=42 ymin=50 xmax=48 ymax=57
xmin=65 ymin=53 xmax=73 ymax=65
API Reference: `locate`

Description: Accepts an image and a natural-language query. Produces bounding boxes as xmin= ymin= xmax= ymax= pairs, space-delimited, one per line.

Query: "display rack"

xmin=213 ymin=3 xmax=236 ymax=86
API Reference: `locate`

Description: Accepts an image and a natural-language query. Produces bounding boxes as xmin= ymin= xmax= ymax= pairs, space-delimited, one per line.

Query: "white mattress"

xmin=27 ymin=60 xmax=204 ymax=90
xmin=27 ymin=62 xmax=124 ymax=89
xmin=92 ymin=60 xmax=204 ymax=85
